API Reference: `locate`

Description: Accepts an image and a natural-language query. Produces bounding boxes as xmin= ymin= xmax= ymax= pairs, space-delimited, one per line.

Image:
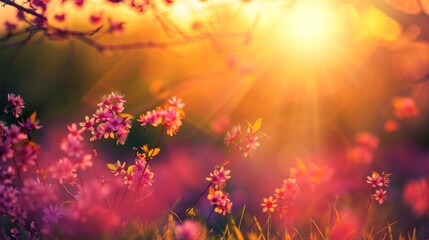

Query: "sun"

xmin=286 ymin=1 xmax=339 ymax=52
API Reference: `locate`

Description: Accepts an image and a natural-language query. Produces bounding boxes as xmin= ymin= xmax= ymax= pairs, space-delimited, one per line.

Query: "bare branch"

xmin=73 ymin=31 xmax=251 ymax=52
xmin=0 ymin=0 xmax=47 ymax=20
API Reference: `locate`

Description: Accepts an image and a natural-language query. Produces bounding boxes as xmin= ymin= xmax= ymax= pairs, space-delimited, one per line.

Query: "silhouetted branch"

xmin=1 ymin=0 xmax=47 ymax=20
xmin=73 ymin=31 xmax=251 ymax=52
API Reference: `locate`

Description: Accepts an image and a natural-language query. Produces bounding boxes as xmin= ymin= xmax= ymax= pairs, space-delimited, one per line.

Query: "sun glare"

xmin=287 ymin=2 xmax=339 ymax=51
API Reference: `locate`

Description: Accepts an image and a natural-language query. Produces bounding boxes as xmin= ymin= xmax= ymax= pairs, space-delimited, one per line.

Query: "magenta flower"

xmin=174 ymin=220 xmax=202 ymax=240
xmin=6 ymin=93 xmax=25 ymax=118
xmin=206 ymin=166 xmax=231 ymax=189
xmin=373 ymin=189 xmax=388 ymax=204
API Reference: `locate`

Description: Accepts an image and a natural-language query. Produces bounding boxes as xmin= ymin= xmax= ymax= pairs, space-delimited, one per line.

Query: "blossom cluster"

xmin=347 ymin=132 xmax=379 ymax=164
xmin=138 ymin=96 xmax=185 ymax=136
xmin=261 ymin=178 xmax=300 ymax=216
xmin=1 ymin=94 xmax=42 ymax=172
xmin=366 ymin=171 xmax=391 ymax=204
xmin=81 ymin=91 xmax=133 ymax=145
xmin=224 ymin=118 xmax=264 ymax=158
xmin=107 ymin=145 xmax=155 ymax=191
xmin=49 ymin=123 xmax=93 ymax=186
xmin=206 ymin=164 xmax=233 ymax=216
xmin=261 ymin=159 xmax=333 ymax=216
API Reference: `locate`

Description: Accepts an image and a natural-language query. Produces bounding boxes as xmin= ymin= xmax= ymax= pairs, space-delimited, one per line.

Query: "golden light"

xmin=286 ymin=2 xmax=339 ymax=52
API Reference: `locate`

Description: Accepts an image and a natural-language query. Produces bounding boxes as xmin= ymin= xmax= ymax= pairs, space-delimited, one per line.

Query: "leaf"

xmin=29 ymin=111 xmax=37 ymax=122
xmin=209 ymin=186 xmax=215 ymax=195
xmin=127 ymin=165 xmax=135 ymax=174
xmin=148 ymin=147 xmax=160 ymax=158
xmin=252 ymin=118 xmax=262 ymax=133
xmin=107 ymin=163 xmax=116 ymax=171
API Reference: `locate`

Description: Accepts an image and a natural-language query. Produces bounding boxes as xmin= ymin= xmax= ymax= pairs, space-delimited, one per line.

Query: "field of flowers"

xmin=2 ymin=0 xmax=429 ymax=239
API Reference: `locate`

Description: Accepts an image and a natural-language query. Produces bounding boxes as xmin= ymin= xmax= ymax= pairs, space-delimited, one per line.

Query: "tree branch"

xmin=73 ymin=32 xmax=251 ymax=52
xmin=1 ymin=0 xmax=47 ymax=20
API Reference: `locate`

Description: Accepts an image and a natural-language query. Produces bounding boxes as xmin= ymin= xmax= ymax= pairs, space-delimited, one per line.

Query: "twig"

xmin=0 ymin=0 xmax=47 ymax=20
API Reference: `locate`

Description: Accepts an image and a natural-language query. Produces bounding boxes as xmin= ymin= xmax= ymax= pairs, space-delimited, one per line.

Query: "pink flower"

xmin=403 ymin=178 xmax=429 ymax=216
xmin=107 ymin=160 xmax=126 ymax=176
xmin=347 ymin=146 xmax=372 ymax=164
xmin=138 ymin=97 xmax=185 ymax=136
xmin=366 ymin=172 xmax=383 ymax=188
xmin=50 ymin=158 xmax=77 ymax=185
xmin=206 ymin=166 xmax=231 ymax=189
xmin=42 ymin=205 xmax=63 ymax=225
xmin=355 ymin=132 xmax=378 ymax=151
xmin=168 ymin=96 xmax=185 ymax=109
xmin=281 ymin=178 xmax=300 ymax=199
xmin=224 ymin=124 xmax=241 ymax=146
xmin=241 ymin=127 xmax=260 ymax=158
xmin=373 ymin=189 xmax=388 ymax=204
xmin=174 ymin=220 xmax=203 ymax=240
xmin=261 ymin=196 xmax=277 ymax=213
xmin=79 ymin=116 xmax=95 ymax=131
xmin=7 ymin=93 xmax=25 ymax=118
xmin=207 ymin=189 xmax=232 ymax=216
xmin=67 ymin=123 xmax=84 ymax=141
xmin=392 ymin=97 xmax=419 ymax=119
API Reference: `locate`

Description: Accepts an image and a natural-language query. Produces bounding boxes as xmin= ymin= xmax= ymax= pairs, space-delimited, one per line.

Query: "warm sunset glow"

xmin=287 ymin=2 xmax=338 ymax=50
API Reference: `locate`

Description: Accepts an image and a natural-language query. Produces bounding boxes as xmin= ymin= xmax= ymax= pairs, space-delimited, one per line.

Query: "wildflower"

xmin=281 ymin=178 xmax=300 ymax=199
xmin=347 ymin=146 xmax=373 ymax=164
xmin=138 ymin=96 xmax=185 ymax=136
xmin=392 ymin=97 xmax=419 ymax=119
xmin=6 ymin=93 xmax=25 ymax=118
xmin=107 ymin=160 xmax=126 ymax=176
xmin=6 ymin=124 xmax=27 ymax=145
xmin=206 ymin=166 xmax=231 ymax=189
xmin=373 ymin=189 xmax=388 ymax=204
xmin=42 ymin=205 xmax=63 ymax=226
xmin=86 ymin=92 xmax=133 ymax=145
xmin=79 ymin=116 xmax=95 ymax=131
xmin=355 ymin=132 xmax=378 ymax=151
xmin=366 ymin=172 xmax=383 ymax=188
xmin=403 ymin=178 xmax=429 ymax=216
xmin=174 ymin=220 xmax=203 ymax=240
xmin=19 ymin=112 xmax=42 ymax=132
xmin=167 ymin=96 xmax=185 ymax=109
xmin=1 ymin=166 xmax=15 ymax=185
xmin=261 ymin=196 xmax=277 ymax=213
xmin=50 ymin=158 xmax=77 ymax=185
xmin=67 ymin=123 xmax=84 ymax=141
xmin=224 ymin=124 xmax=241 ymax=146
xmin=207 ymin=188 xmax=232 ymax=215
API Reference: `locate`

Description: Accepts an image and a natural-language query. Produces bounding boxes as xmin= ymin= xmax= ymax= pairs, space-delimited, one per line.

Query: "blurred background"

xmin=2 ymin=0 xmax=429 ymax=236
